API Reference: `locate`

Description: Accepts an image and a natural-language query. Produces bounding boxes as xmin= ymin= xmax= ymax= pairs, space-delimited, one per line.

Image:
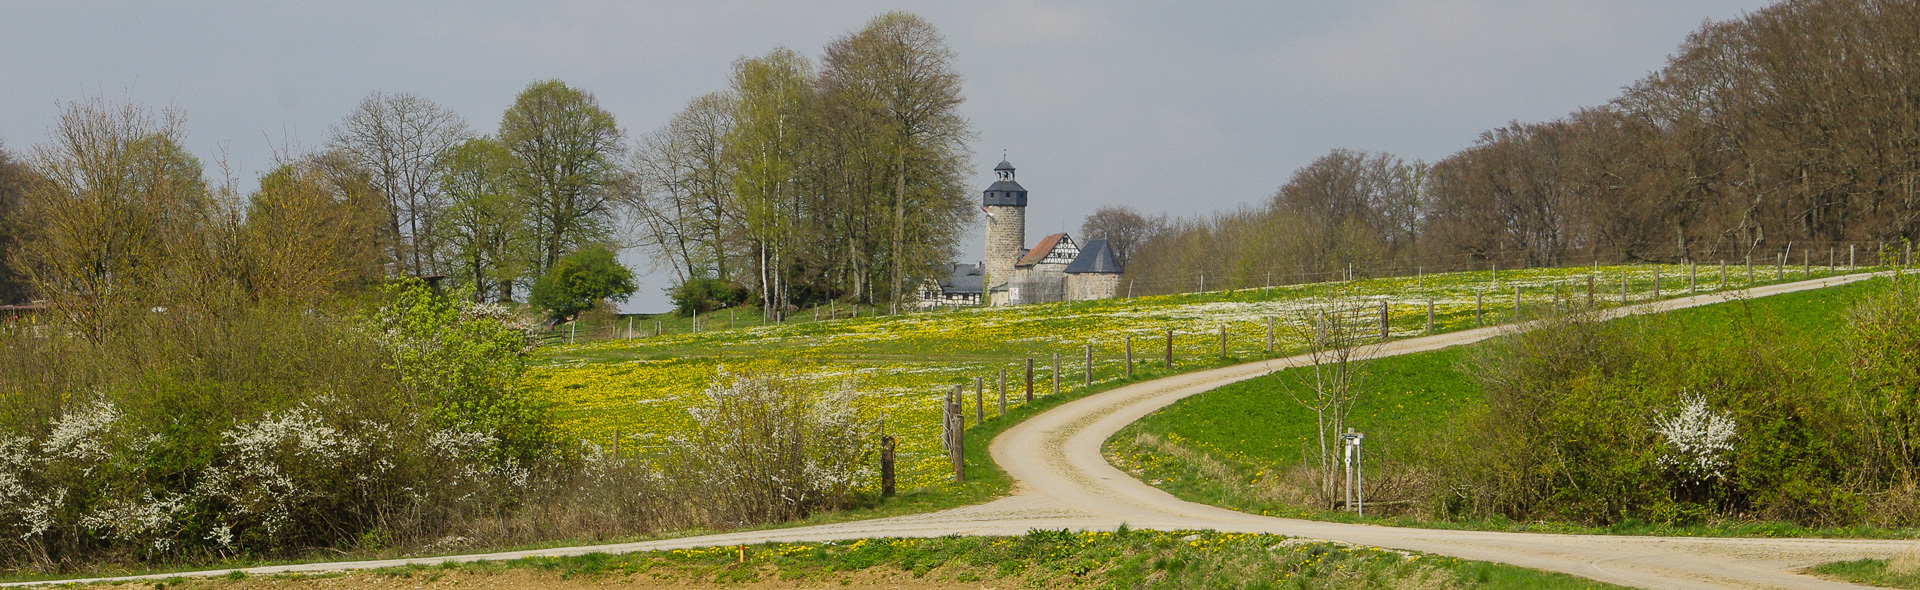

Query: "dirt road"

xmin=15 ymin=272 xmax=1915 ymax=589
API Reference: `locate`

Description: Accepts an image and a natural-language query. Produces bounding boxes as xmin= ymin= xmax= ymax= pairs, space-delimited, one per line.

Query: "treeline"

xmin=1125 ymin=0 xmax=1920 ymax=294
xmin=0 ymin=12 xmax=974 ymax=318
xmin=627 ymin=12 xmax=973 ymax=315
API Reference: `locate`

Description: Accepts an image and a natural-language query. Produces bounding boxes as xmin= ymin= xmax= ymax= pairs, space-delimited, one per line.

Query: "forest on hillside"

xmin=1117 ymin=0 xmax=1920 ymax=295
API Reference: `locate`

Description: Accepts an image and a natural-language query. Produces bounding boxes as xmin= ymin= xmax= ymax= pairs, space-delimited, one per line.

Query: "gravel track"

xmin=13 ymin=272 xmax=1915 ymax=589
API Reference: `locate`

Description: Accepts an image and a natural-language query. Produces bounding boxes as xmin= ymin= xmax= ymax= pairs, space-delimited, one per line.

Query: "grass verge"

xmin=122 ymin=529 xmax=1638 ymax=590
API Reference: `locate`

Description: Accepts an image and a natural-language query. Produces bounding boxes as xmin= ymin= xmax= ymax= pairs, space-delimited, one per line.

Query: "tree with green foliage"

xmin=437 ymin=137 xmax=531 ymax=303
xmin=819 ymin=12 xmax=974 ymax=306
xmin=726 ymin=49 xmax=814 ymax=320
xmin=669 ymin=277 xmax=749 ymax=316
xmin=527 ymin=244 xmax=635 ymax=322
xmin=499 ymin=80 xmax=624 ymax=277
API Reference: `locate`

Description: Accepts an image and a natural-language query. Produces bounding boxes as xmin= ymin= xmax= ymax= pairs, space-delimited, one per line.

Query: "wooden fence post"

xmin=1475 ymin=292 xmax=1483 ymax=325
xmin=1084 ymin=344 xmax=1092 ymax=386
xmin=1426 ymin=300 xmax=1435 ymax=334
xmin=1830 ymin=247 xmax=1836 ymax=272
xmin=999 ymin=369 xmax=1008 ymax=415
xmin=1051 ymin=353 xmax=1060 ymax=396
xmin=949 ymin=387 xmax=965 ymax=483
xmin=1125 ymin=336 xmax=1134 ymax=378
xmin=1219 ymin=324 xmax=1228 ymax=357
xmin=1587 ymin=274 xmax=1595 ymax=306
xmin=1653 ymin=267 xmax=1661 ymax=299
xmin=1621 ymin=270 xmax=1629 ymax=304
xmin=655 ymin=320 xmax=661 ymax=337
xmin=1025 ymin=359 xmax=1035 ymax=402
xmin=1512 ymin=286 xmax=1521 ymax=320
xmin=1852 ymin=244 xmax=1859 ymax=271
xmin=1379 ymin=301 xmax=1390 ymax=339
xmin=1689 ymin=261 xmax=1696 ymax=292
xmin=975 ymin=377 xmax=984 ymax=423
xmin=1720 ymin=260 xmax=1727 ymax=289
xmin=1165 ymin=329 xmax=1174 ymax=370
xmin=881 ymin=435 xmax=896 ymax=497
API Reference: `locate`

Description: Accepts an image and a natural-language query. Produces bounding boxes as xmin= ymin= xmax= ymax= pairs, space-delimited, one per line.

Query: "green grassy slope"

xmin=1112 ymin=277 xmax=1898 ymax=536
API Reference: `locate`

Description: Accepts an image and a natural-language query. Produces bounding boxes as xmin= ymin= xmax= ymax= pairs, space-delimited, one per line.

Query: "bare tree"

xmin=0 ymin=142 xmax=34 ymax=304
xmin=17 ymin=97 xmax=207 ymax=336
xmin=1079 ymin=205 xmax=1166 ymax=268
xmin=330 ymin=91 xmax=470 ymax=276
xmin=628 ymin=92 xmax=737 ymax=286
xmin=1276 ymin=294 xmax=1380 ymax=507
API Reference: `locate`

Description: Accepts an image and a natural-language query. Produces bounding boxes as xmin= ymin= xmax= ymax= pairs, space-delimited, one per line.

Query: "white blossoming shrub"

xmin=1651 ymin=393 xmax=1737 ymax=481
xmin=0 ymin=278 xmax=558 ymax=569
xmin=673 ymin=369 xmax=876 ymax=526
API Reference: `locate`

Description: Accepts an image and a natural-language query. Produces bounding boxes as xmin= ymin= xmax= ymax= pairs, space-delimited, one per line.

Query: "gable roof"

xmin=1064 ymin=239 xmax=1123 ymax=274
xmin=938 ymin=263 xmax=984 ymax=294
xmin=1016 ymin=233 xmax=1073 ymax=267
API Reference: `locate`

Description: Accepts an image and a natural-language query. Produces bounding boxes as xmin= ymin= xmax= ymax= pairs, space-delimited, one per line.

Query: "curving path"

xmin=14 ymin=272 xmax=1918 ymax=589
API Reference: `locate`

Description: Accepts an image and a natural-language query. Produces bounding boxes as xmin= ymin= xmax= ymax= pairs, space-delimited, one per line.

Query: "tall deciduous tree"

xmin=329 ymin=91 xmax=470 ymax=276
xmin=500 ymin=80 xmax=625 ymax=277
xmin=437 ymin=137 xmax=530 ymax=303
xmin=726 ymin=49 xmax=814 ymax=318
xmin=242 ymin=154 xmax=387 ymax=303
xmin=17 ymin=97 xmax=207 ymax=335
xmin=630 ymin=92 xmax=737 ymax=286
xmin=0 ymin=142 xmax=35 ymax=305
xmin=819 ymin=11 xmax=974 ymax=306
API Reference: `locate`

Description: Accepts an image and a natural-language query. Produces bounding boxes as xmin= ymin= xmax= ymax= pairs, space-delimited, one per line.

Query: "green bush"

xmin=527 ymin=245 xmax=636 ymax=322
xmin=669 ymin=278 xmax=749 ymax=316
xmin=1444 ymin=306 xmax=1861 ymax=527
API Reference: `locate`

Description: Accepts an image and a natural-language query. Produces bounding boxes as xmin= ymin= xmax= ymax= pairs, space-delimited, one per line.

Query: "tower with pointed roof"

xmin=982 ymin=159 xmax=1026 ymax=302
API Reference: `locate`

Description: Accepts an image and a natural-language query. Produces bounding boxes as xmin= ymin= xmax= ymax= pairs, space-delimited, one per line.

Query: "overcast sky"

xmin=1 ymin=1 xmax=1774 ymax=312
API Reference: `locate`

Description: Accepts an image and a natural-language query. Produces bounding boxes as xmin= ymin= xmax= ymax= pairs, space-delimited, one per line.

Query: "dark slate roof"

xmin=1064 ymin=239 xmax=1123 ymax=274
xmin=939 ymin=263 xmax=984 ymax=294
xmin=994 ymin=159 xmax=1015 ymax=172
xmin=983 ymin=179 xmax=1027 ymax=207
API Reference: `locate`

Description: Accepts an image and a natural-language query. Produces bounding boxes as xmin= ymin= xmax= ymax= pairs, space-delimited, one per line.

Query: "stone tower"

xmin=982 ymin=159 xmax=1027 ymax=296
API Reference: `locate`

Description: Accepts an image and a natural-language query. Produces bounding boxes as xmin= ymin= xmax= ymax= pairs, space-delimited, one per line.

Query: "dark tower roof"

xmin=1064 ymin=239 xmax=1123 ymax=274
xmin=983 ymin=159 xmax=1027 ymax=207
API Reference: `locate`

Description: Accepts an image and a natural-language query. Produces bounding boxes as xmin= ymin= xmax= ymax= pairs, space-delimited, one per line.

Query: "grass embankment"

xmin=121 ymin=530 xmax=1635 ymax=590
xmin=1109 ymin=277 xmax=1905 ymax=538
xmin=1812 ymin=553 xmax=1920 ymax=589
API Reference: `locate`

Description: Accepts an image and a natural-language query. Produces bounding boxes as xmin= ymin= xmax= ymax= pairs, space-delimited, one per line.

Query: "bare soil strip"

xmin=13 ymin=272 xmax=1913 ymax=589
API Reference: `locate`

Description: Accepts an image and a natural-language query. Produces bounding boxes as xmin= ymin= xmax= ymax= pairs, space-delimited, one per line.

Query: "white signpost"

xmin=1341 ymin=429 xmax=1365 ymax=517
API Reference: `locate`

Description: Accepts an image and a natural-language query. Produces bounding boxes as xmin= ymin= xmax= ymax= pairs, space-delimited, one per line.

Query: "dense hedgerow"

xmin=0 ymin=278 xmax=884 ymax=574
xmin=0 ymin=279 xmax=559 ymax=569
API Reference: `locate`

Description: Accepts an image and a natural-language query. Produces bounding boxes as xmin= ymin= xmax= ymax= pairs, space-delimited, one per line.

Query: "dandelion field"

xmin=528 ymin=261 xmax=1884 ymax=493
